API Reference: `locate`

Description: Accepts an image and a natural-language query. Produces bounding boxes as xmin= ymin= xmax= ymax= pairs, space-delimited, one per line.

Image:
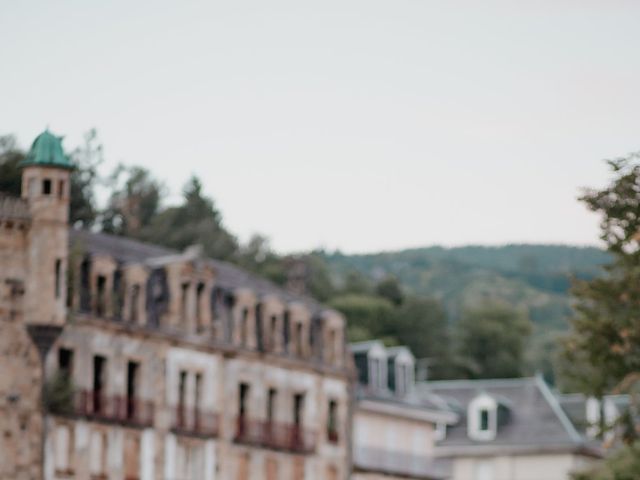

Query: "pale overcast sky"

xmin=2 ymin=0 xmax=639 ymax=253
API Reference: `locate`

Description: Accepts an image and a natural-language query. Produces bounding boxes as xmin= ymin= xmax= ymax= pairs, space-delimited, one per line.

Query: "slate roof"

xmin=69 ymin=229 xmax=326 ymax=314
xmin=418 ymin=376 xmax=596 ymax=453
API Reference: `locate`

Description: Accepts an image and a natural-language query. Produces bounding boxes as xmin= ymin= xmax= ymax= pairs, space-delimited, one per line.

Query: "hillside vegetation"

xmin=323 ymin=245 xmax=609 ymax=330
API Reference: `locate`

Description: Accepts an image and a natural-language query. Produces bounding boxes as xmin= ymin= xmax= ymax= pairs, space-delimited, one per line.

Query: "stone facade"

xmin=0 ymin=132 xmax=352 ymax=480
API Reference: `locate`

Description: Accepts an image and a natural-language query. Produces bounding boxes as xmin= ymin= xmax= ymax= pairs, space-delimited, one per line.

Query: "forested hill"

xmin=322 ymin=244 xmax=609 ymax=330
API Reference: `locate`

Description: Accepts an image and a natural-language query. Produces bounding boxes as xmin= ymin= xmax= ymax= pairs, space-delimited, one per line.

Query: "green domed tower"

xmin=20 ymin=130 xmax=73 ymax=327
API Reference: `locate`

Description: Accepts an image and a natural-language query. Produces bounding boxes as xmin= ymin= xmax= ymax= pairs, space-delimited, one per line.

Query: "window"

xmin=42 ymin=179 xmax=52 ymax=195
xmin=293 ymin=393 xmax=305 ymax=427
xmin=92 ymin=355 xmax=106 ymax=414
xmin=58 ymin=348 xmax=74 ymax=377
xmin=126 ymin=361 xmax=139 ymax=420
xmin=238 ymin=383 xmax=250 ymax=435
xmin=194 ymin=372 xmax=202 ymax=429
xmin=58 ymin=179 xmax=65 ymax=198
xmin=96 ymin=275 xmax=107 ymax=317
xmin=479 ymin=409 xmax=490 ymax=431
xmin=467 ymin=394 xmax=498 ymax=441
xmin=130 ymin=284 xmax=141 ymax=323
xmin=327 ymin=400 xmax=338 ymax=443
xmin=267 ymin=388 xmax=277 ymax=425
xmin=240 ymin=307 xmax=249 ymax=346
xmin=270 ymin=315 xmax=278 ymax=351
xmin=295 ymin=323 xmax=303 ymax=356
xmin=283 ymin=311 xmax=290 ymax=353
xmin=55 ymin=259 xmax=62 ymax=299
xmin=196 ymin=282 xmax=205 ymax=331
xmin=181 ymin=282 xmax=190 ymax=323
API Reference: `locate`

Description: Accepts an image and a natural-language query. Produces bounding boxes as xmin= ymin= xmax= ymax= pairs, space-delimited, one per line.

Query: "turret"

xmin=20 ymin=130 xmax=74 ymax=326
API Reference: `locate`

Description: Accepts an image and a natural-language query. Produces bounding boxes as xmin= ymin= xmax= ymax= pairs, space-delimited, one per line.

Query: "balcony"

xmin=327 ymin=428 xmax=339 ymax=444
xmin=64 ymin=390 xmax=154 ymax=428
xmin=171 ymin=406 xmax=219 ymax=437
xmin=234 ymin=417 xmax=316 ymax=454
xmin=353 ymin=446 xmax=446 ymax=479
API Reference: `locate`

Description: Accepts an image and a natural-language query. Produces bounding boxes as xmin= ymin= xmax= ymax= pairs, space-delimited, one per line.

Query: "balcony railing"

xmin=353 ymin=446 xmax=446 ymax=479
xmin=171 ymin=406 xmax=219 ymax=437
xmin=67 ymin=390 xmax=154 ymax=427
xmin=234 ymin=417 xmax=316 ymax=454
xmin=327 ymin=428 xmax=339 ymax=444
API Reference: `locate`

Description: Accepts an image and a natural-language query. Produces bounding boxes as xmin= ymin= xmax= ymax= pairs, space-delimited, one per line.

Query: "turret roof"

xmin=21 ymin=130 xmax=73 ymax=170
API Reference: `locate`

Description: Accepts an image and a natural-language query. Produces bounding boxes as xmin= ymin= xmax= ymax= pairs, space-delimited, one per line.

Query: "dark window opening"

xmin=126 ymin=361 xmax=139 ymax=419
xmin=130 ymin=285 xmax=140 ymax=323
xmin=42 ymin=179 xmax=52 ymax=195
xmin=196 ymin=282 xmax=205 ymax=331
xmin=255 ymin=304 xmax=264 ymax=351
xmin=112 ymin=269 xmax=123 ymax=320
xmin=479 ymin=409 xmax=490 ymax=431
xmin=327 ymin=400 xmax=338 ymax=442
xmin=267 ymin=388 xmax=277 ymax=425
xmin=93 ymin=355 xmax=107 ymax=413
xmin=295 ymin=323 xmax=303 ymax=357
xmin=238 ymin=382 xmax=250 ymax=438
xmin=58 ymin=179 xmax=65 ymax=198
xmin=283 ymin=311 xmax=290 ymax=353
xmin=79 ymin=258 xmax=91 ymax=312
xmin=54 ymin=259 xmax=62 ymax=299
xmin=293 ymin=393 xmax=304 ymax=427
xmin=240 ymin=307 xmax=249 ymax=346
xmin=96 ymin=275 xmax=107 ymax=317
xmin=270 ymin=315 xmax=278 ymax=351
xmin=58 ymin=348 xmax=74 ymax=377
xmin=181 ymin=282 xmax=190 ymax=324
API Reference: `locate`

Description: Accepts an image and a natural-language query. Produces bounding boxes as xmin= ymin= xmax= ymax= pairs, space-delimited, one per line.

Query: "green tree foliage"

xmin=68 ymin=129 xmax=102 ymax=228
xmin=237 ymin=234 xmax=288 ymax=285
xmin=572 ymin=442 xmax=640 ymax=480
xmin=375 ymin=275 xmax=404 ymax=306
xmin=329 ymin=294 xmax=395 ymax=343
xmin=139 ymin=176 xmax=238 ymax=260
xmin=0 ymin=135 xmax=24 ymax=196
xmin=101 ymin=165 xmax=163 ymax=237
xmin=454 ymin=303 xmax=532 ymax=379
xmin=559 ymin=155 xmax=640 ymax=401
xmin=390 ymin=296 xmax=451 ymax=379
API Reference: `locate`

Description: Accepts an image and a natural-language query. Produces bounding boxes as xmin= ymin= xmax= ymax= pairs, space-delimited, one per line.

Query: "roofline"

xmin=535 ymin=374 xmax=583 ymax=443
xmin=419 ymin=377 xmax=535 ymax=390
xmin=357 ymin=398 xmax=459 ymax=424
xmin=435 ymin=442 xmax=603 ymax=459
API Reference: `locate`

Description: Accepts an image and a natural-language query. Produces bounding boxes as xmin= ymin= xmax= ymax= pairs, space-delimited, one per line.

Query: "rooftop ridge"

xmin=419 ymin=377 xmax=536 ymax=390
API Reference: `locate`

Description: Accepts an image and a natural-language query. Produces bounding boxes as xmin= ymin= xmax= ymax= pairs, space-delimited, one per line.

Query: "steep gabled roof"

xmin=418 ymin=376 xmax=592 ymax=452
xmin=69 ymin=229 xmax=327 ymax=314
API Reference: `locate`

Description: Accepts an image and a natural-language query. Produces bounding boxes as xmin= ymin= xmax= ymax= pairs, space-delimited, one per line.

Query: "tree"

xmin=559 ymin=155 xmax=640 ymax=404
xmin=0 ymin=135 xmax=24 ymax=196
xmin=140 ymin=176 xmax=238 ymax=260
xmin=101 ymin=165 xmax=163 ymax=237
xmin=572 ymin=442 xmax=640 ymax=480
xmin=329 ymin=294 xmax=395 ymax=343
xmin=68 ymin=129 xmax=103 ymax=228
xmin=453 ymin=303 xmax=531 ymax=379
xmin=390 ymin=296 xmax=452 ymax=379
xmin=375 ymin=275 xmax=404 ymax=306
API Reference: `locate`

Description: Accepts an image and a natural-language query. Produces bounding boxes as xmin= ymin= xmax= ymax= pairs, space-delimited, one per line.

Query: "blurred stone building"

xmin=0 ymin=131 xmax=351 ymax=479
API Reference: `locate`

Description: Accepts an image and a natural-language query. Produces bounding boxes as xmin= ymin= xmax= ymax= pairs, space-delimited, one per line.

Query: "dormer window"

xmin=468 ymin=394 xmax=498 ymax=441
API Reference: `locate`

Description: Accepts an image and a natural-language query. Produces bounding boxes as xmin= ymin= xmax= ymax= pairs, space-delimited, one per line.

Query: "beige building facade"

xmin=0 ymin=131 xmax=351 ymax=480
